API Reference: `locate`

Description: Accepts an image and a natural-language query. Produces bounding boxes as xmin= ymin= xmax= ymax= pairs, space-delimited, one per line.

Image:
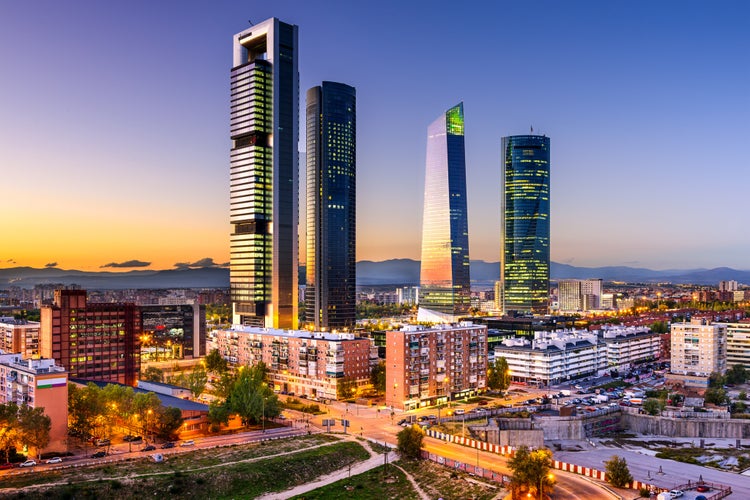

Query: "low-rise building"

xmin=385 ymin=322 xmax=487 ymax=410
xmin=601 ymin=326 xmax=661 ymax=372
xmin=0 ymin=353 xmax=68 ymax=453
xmin=214 ymin=326 xmax=375 ymax=401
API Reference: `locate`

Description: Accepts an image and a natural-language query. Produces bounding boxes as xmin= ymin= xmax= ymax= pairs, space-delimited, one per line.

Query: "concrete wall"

xmin=621 ymin=412 xmax=750 ymax=438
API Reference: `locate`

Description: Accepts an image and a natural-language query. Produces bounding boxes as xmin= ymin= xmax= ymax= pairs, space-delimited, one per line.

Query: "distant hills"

xmin=0 ymin=261 xmax=747 ymax=290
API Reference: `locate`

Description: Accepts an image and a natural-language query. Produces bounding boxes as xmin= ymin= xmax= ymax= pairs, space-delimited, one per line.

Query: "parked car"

xmin=669 ymin=490 xmax=684 ymax=498
xmin=123 ymin=435 xmax=142 ymax=442
xmin=95 ymin=438 xmax=110 ymax=447
xmin=0 ymin=463 xmax=14 ymax=470
xmin=45 ymin=457 xmax=63 ymax=464
xmin=20 ymin=460 xmax=36 ymax=467
xmin=141 ymin=445 xmax=156 ymax=452
xmin=161 ymin=442 xmax=175 ymax=449
xmin=696 ymin=485 xmax=710 ymax=492
xmin=180 ymin=440 xmax=195 ymax=447
xmin=454 ymin=408 xmax=465 ymax=415
xmin=91 ymin=451 xmax=106 ymax=458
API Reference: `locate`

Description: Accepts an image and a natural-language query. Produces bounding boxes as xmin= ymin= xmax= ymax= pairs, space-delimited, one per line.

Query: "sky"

xmin=0 ymin=0 xmax=748 ymax=272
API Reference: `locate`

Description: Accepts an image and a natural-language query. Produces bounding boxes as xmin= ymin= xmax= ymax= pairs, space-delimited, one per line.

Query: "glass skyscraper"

xmin=230 ymin=18 xmax=299 ymax=328
xmin=418 ymin=103 xmax=471 ymax=323
xmin=500 ymin=135 xmax=550 ymax=315
xmin=305 ymin=82 xmax=356 ymax=330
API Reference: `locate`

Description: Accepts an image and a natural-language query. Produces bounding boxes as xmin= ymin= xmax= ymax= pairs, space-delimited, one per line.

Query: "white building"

xmin=557 ymin=279 xmax=603 ymax=313
xmin=670 ymin=319 xmax=726 ymax=382
xmin=601 ymin=326 xmax=661 ymax=372
xmin=723 ymin=323 xmax=750 ymax=370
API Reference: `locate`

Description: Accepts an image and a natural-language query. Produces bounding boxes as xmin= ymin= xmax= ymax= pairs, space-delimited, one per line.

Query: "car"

xmin=91 ymin=451 xmax=106 ymax=458
xmin=696 ymin=485 xmax=710 ymax=492
xmin=20 ymin=460 xmax=36 ymax=467
xmin=45 ymin=457 xmax=63 ymax=464
xmin=141 ymin=445 xmax=156 ymax=452
xmin=129 ymin=436 xmax=142 ymax=443
xmin=95 ymin=438 xmax=110 ymax=446
xmin=397 ymin=418 xmax=408 ymax=425
xmin=277 ymin=414 xmax=286 ymax=420
xmin=454 ymin=408 xmax=465 ymax=415
xmin=669 ymin=490 xmax=684 ymax=498
xmin=161 ymin=442 xmax=176 ymax=449
xmin=123 ymin=435 xmax=142 ymax=442
xmin=0 ymin=463 xmax=14 ymax=470
xmin=180 ymin=440 xmax=195 ymax=447
xmin=417 ymin=416 xmax=427 ymax=422
xmin=477 ymin=400 xmax=488 ymax=405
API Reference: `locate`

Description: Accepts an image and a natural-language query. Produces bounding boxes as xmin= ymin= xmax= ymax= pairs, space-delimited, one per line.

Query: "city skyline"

xmin=1 ymin=1 xmax=748 ymax=272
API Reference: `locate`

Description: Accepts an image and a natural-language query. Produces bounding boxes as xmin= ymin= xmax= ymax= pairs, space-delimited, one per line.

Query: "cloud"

xmin=45 ymin=262 xmax=58 ymax=268
xmin=100 ymin=260 xmax=152 ymax=268
xmin=6 ymin=259 xmax=16 ymax=264
xmin=173 ymin=258 xmax=223 ymax=270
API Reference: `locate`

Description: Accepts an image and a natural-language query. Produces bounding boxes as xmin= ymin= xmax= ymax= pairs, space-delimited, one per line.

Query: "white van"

xmin=454 ymin=408 xmax=465 ymax=415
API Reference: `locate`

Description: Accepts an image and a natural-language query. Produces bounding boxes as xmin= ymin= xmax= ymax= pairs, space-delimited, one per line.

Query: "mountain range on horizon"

xmin=0 ymin=260 xmax=748 ymax=290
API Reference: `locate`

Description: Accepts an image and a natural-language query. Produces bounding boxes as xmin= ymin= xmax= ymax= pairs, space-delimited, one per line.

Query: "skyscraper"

xmin=500 ymin=135 xmax=550 ymax=315
xmin=305 ymin=82 xmax=357 ymax=329
xmin=230 ymin=18 xmax=299 ymax=328
xmin=418 ymin=103 xmax=471 ymax=323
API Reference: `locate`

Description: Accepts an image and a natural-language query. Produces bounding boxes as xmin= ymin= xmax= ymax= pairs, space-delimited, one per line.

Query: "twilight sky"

xmin=1 ymin=0 xmax=748 ymax=272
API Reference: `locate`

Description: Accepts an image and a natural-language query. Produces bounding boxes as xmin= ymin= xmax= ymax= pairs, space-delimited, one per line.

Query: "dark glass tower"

xmin=230 ymin=18 xmax=299 ymax=328
xmin=500 ymin=135 xmax=550 ymax=315
xmin=418 ymin=103 xmax=471 ymax=323
xmin=305 ymin=82 xmax=356 ymax=330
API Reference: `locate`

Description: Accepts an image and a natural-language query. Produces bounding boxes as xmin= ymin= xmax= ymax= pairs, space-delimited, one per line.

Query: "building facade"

xmin=500 ymin=135 xmax=550 ymax=315
xmin=601 ymin=326 xmax=661 ymax=371
xmin=0 ymin=317 xmax=40 ymax=359
xmin=723 ymin=323 xmax=750 ymax=370
xmin=40 ymin=289 xmax=141 ymax=386
xmin=214 ymin=326 xmax=374 ymax=401
xmin=0 ymin=353 xmax=68 ymax=453
xmin=386 ymin=323 xmax=487 ymax=410
xmin=670 ymin=319 xmax=727 ymax=385
xmin=230 ymin=17 xmax=299 ymax=329
xmin=140 ymin=303 xmax=206 ymax=360
xmin=418 ymin=103 xmax=471 ymax=323
xmin=558 ymin=279 xmax=603 ymax=313
xmin=305 ymin=82 xmax=356 ymax=330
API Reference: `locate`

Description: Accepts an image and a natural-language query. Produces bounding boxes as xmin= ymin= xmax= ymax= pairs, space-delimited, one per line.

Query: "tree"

xmin=68 ymin=382 xmax=105 ymax=442
xmin=229 ymin=363 xmax=280 ymax=427
xmin=205 ymin=349 xmax=228 ymax=375
xmin=153 ymin=406 xmax=184 ymax=440
xmin=649 ymin=321 xmax=668 ymax=334
xmin=174 ymin=366 xmax=208 ymax=399
xmin=726 ymin=364 xmax=748 ymax=385
xmin=396 ymin=425 xmax=424 ymax=460
xmin=739 ymin=390 xmax=747 ymax=401
xmin=213 ymin=370 xmax=238 ymax=400
xmin=704 ymin=387 xmax=728 ymax=406
xmin=507 ymin=446 xmax=555 ymax=499
xmin=604 ymin=455 xmax=633 ymax=488
xmin=0 ymin=402 xmax=19 ymax=463
xmin=487 ymin=357 xmax=511 ymax=392
xmin=669 ymin=393 xmax=684 ymax=406
xmin=732 ymin=401 xmax=747 ymax=414
xmin=708 ymin=371 xmax=726 ymax=389
xmin=142 ymin=366 xmax=165 ymax=383
xmin=337 ymin=376 xmax=358 ymax=400
xmin=207 ymin=401 xmax=232 ymax=431
xmin=642 ymin=398 xmax=663 ymax=416
xmin=370 ymin=360 xmax=386 ymax=395
xmin=17 ymin=405 xmax=51 ymax=460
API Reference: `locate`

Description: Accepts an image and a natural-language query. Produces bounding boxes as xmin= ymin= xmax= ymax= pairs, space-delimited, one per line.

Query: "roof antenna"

xmin=530 ymin=125 xmax=534 ymax=134
xmin=248 ymin=19 xmax=254 ymax=26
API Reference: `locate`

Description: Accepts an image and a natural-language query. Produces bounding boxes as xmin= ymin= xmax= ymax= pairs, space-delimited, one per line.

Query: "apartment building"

xmin=669 ymin=319 xmax=726 ymax=388
xmin=0 ymin=353 xmax=68 ymax=453
xmin=0 ymin=317 xmax=40 ymax=359
xmin=214 ymin=326 xmax=374 ymax=401
xmin=385 ymin=322 xmax=487 ymax=410
xmin=493 ymin=330 xmax=605 ymax=386
xmin=723 ymin=322 xmax=750 ymax=369
xmin=602 ymin=326 xmax=661 ymax=371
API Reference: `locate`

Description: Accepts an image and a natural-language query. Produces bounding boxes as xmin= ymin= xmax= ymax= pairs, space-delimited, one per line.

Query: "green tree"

xmin=396 ymin=425 xmax=424 ymax=460
xmin=604 ymin=455 xmax=633 ymax=488
xmin=17 ymin=405 xmax=51 ymax=460
xmin=213 ymin=370 xmax=238 ymax=400
xmin=370 ymin=360 xmax=386 ymax=395
xmin=726 ymin=364 xmax=748 ymax=385
xmin=507 ymin=446 xmax=555 ymax=499
xmin=176 ymin=366 xmax=208 ymax=399
xmin=704 ymin=387 xmax=728 ymax=406
xmin=669 ymin=393 xmax=684 ymax=406
xmin=649 ymin=321 xmax=668 ymax=334
xmin=708 ymin=371 xmax=726 ymax=389
xmin=205 ymin=349 xmax=228 ymax=375
xmin=0 ymin=402 xmax=20 ymax=463
xmin=153 ymin=406 xmax=184 ymax=440
xmin=739 ymin=390 xmax=747 ymax=401
xmin=68 ymin=382 xmax=105 ymax=442
xmin=229 ymin=363 xmax=280 ymax=427
xmin=207 ymin=400 xmax=232 ymax=431
xmin=732 ymin=401 xmax=747 ymax=414
xmin=642 ymin=398 xmax=663 ymax=416
xmin=337 ymin=376 xmax=358 ymax=400
xmin=141 ymin=366 xmax=165 ymax=383
xmin=487 ymin=357 xmax=511 ymax=392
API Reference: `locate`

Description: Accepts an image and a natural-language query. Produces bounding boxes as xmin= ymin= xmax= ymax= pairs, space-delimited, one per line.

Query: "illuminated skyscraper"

xmin=305 ymin=82 xmax=356 ymax=329
xmin=230 ymin=18 xmax=299 ymax=328
xmin=418 ymin=103 xmax=471 ymax=323
xmin=500 ymin=135 xmax=550 ymax=315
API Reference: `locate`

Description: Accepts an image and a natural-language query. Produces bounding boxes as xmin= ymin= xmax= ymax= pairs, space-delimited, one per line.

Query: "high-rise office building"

xmin=305 ymin=82 xmax=356 ymax=330
xmin=500 ymin=135 xmax=550 ymax=315
xmin=230 ymin=18 xmax=299 ymax=328
xmin=417 ymin=103 xmax=471 ymax=323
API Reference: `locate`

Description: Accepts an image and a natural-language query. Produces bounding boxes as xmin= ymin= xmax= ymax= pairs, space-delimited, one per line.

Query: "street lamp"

xmin=539 ymin=472 xmax=554 ymax=500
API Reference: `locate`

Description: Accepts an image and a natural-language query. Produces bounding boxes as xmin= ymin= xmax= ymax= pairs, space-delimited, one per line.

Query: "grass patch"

xmin=4 ymin=440 xmax=369 ymax=499
xmin=289 ymin=465 xmax=418 ymax=499
xmin=397 ymin=459 xmax=500 ymax=500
